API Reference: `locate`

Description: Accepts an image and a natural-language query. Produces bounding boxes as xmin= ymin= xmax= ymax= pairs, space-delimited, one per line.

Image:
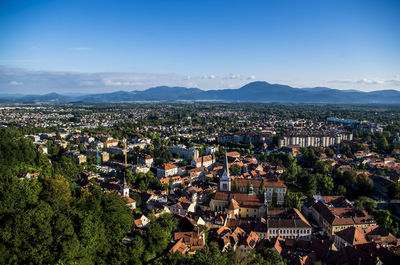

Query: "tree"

xmin=232 ymin=179 xmax=239 ymax=192
xmin=146 ymin=214 xmax=178 ymax=261
xmin=259 ymin=182 xmax=265 ymax=195
xmin=40 ymin=174 xmax=72 ymax=210
xmin=315 ymin=160 xmax=332 ymax=175
xmin=342 ymin=170 xmax=356 ymax=187
xmin=257 ymin=248 xmax=286 ymax=265
xmin=230 ymin=164 xmax=241 ymax=176
xmin=372 ymin=209 xmax=393 ymax=230
xmin=316 ymin=174 xmax=334 ymax=194
xmin=297 ymin=171 xmax=317 ymax=197
xmin=356 ymin=174 xmax=373 ymax=195
xmin=168 ymin=178 xmax=173 ymax=191
xmin=336 ymin=185 xmax=347 ymax=196
xmin=284 ymin=191 xmax=301 ymax=209
xmin=388 ymin=182 xmax=400 ymax=200
xmin=284 ymin=157 xmax=301 ymax=183
xmin=377 ymin=137 xmax=389 ymax=153
xmin=354 ymin=196 xmax=377 ymax=213
xmin=124 ymin=169 xmax=135 ymax=184
xmin=129 ymin=236 xmax=145 ymax=265
xmin=271 ymin=189 xmax=278 ymax=206
xmin=78 ymin=143 xmax=85 ymax=153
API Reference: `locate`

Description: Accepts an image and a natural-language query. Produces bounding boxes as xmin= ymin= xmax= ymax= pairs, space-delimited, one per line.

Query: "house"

xmin=217 ymin=226 xmax=246 ymax=252
xmin=270 ymin=237 xmax=333 ymax=264
xmin=57 ymin=141 xmax=68 ymax=149
xmin=168 ymin=197 xmax=196 ymax=216
xmin=206 ymin=146 xmax=218 ymax=155
xmin=137 ymin=153 xmax=153 ymax=167
xmin=77 ymin=154 xmax=87 ymax=164
xmin=122 ymin=195 xmax=136 ymax=209
xmin=168 ymin=144 xmax=199 ymax=159
xmin=104 ymin=139 xmax=119 ymax=148
xmin=191 ymin=155 xmax=214 ymax=168
xmin=237 ymin=231 xmax=259 ymax=253
xmin=267 ymin=208 xmax=312 ymax=240
xmin=39 ymin=145 xmax=48 ymax=154
xmin=334 ymin=225 xmax=400 ymax=251
xmin=101 ymin=151 xmax=109 ymax=162
xmin=134 ymin=215 xmax=151 ymax=229
xmin=303 ymin=195 xmax=376 ymax=236
xmin=146 ymin=194 xmax=168 ymax=210
xmin=170 ymin=230 xmax=206 ymax=254
xmin=232 ymin=177 xmax=287 ymax=205
xmin=210 ymin=191 xmax=268 ymax=218
xmin=169 ymin=239 xmax=189 ymax=254
xmin=132 ymin=165 xmax=150 ymax=174
xmin=157 ymin=163 xmax=178 ymax=178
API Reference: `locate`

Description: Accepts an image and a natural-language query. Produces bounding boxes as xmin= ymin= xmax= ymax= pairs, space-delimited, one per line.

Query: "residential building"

xmin=157 ymin=163 xmax=178 ymax=178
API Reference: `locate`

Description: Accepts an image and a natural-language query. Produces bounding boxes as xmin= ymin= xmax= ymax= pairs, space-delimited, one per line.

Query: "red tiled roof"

xmin=335 ymin=226 xmax=369 ymax=245
xmin=213 ymin=191 xmax=265 ymax=208
xmin=121 ymin=195 xmax=135 ymax=204
xmin=226 ymin=151 xmax=240 ymax=158
xmin=245 ymin=231 xmax=259 ymax=249
xmin=234 ymin=178 xmax=287 ymax=189
xmin=194 ymin=155 xmax=213 ymax=163
xmin=160 ymin=163 xmax=177 ymax=170
xmin=169 ymin=238 xmax=188 ymax=254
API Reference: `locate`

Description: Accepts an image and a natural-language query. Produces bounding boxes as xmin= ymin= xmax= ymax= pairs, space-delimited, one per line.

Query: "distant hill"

xmin=2 ymin=81 xmax=400 ymax=103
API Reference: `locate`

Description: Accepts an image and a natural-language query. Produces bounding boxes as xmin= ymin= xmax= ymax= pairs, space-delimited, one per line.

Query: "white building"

xmin=157 ymin=164 xmax=178 ymax=178
xmin=191 ymin=155 xmax=214 ymax=168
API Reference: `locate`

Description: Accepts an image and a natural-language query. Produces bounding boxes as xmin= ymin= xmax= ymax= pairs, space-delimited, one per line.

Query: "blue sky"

xmin=0 ymin=0 xmax=399 ymax=94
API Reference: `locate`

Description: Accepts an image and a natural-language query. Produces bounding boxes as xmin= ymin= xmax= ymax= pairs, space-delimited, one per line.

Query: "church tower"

xmin=219 ymin=152 xmax=231 ymax=191
xmin=121 ymin=177 xmax=129 ymax=197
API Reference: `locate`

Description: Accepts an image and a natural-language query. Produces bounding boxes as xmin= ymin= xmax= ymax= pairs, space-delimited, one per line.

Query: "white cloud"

xmin=328 ymin=77 xmax=400 ymax=86
xmin=228 ymin=74 xmax=241 ymax=79
xmin=9 ymin=81 xmax=22 ymax=85
xmin=357 ymin=78 xmax=385 ymax=85
xmin=103 ymin=79 xmax=136 ymax=86
xmin=201 ymin=74 xmax=217 ymax=79
xmin=248 ymin=75 xmax=256 ymax=80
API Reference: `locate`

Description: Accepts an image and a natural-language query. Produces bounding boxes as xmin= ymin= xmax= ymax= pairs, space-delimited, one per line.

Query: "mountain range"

xmin=1 ymin=81 xmax=400 ymax=104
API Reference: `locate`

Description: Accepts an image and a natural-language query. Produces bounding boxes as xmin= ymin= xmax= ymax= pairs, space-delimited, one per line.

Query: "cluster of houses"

xmin=114 ymin=150 xmax=399 ymax=264
xmin=21 ymin=126 xmax=400 ymax=264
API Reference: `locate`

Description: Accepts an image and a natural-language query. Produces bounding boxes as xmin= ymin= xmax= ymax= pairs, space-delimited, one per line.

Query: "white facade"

xmin=279 ymin=132 xmax=353 ymax=148
xmin=157 ymin=164 xmax=178 ymax=178
xmin=267 ymin=227 xmax=311 ymax=240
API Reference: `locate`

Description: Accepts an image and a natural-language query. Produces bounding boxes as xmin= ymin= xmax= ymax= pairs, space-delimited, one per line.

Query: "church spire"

xmin=219 ymin=151 xmax=231 ymax=191
xmin=222 ymin=151 xmax=230 ymax=180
